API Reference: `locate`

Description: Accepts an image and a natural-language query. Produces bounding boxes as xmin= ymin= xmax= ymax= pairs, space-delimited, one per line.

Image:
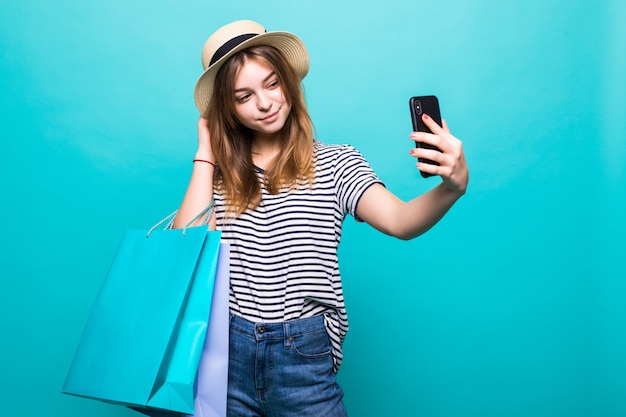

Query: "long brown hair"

xmin=206 ymin=45 xmax=314 ymax=216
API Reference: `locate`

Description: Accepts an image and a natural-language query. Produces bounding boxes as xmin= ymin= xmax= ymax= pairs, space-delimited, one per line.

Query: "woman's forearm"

xmin=393 ymin=182 xmax=464 ymax=240
xmin=172 ymin=156 xmax=215 ymax=229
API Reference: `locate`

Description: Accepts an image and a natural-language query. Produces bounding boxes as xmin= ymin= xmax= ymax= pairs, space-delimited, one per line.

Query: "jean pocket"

xmin=290 ymin=328 xmax=332 ymax=359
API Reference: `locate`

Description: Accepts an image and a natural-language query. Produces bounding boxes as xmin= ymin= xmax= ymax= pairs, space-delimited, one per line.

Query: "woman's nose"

xmin=256 ymin=92 xmax=271 ymax=111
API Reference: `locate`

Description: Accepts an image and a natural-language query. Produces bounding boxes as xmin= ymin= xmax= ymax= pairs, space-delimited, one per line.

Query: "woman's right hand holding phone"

xmin=410 ymin=114 xmax=469 ymax=196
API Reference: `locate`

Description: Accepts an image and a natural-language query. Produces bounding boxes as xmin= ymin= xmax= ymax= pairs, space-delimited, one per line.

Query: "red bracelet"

xmin=193 ymin=159 xmax=216 ymax=168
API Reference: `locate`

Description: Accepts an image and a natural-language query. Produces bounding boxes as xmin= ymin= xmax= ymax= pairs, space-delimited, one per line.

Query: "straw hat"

xmin=193 ymin=20 xmax=309 ymax=115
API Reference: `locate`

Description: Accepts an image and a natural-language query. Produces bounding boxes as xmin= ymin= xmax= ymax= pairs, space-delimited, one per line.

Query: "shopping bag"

xmin=136 ymin=244 xmax=230 ymax=417
xmin=189 ymin=243 xmax=230 ymax=417
xmin=63 ymin=206 xmax=223 ymax=415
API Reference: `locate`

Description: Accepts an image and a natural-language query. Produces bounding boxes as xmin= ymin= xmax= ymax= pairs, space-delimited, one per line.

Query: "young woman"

xmin=174 ymin=20 xmax=468 ymax=417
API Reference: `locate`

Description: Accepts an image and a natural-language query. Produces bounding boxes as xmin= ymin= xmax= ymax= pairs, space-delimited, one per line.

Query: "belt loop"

xmin=283 ymin=321 xmax=291 ymax=348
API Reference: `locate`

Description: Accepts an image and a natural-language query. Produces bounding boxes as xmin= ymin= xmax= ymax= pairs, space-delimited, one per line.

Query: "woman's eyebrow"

xmin=234 ymin=71 xmax=277 ymax=93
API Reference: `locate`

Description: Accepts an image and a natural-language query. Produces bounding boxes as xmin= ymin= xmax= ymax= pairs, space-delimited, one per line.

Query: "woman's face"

xmin=233 ymin=58 xmax=291 ymax=138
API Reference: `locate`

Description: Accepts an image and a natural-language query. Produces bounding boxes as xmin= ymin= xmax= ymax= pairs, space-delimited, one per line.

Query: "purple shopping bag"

xmin=188 ymin=243 xmax=230 ymax=417
xmin=135 ymin=242 xmax=230 ymax=417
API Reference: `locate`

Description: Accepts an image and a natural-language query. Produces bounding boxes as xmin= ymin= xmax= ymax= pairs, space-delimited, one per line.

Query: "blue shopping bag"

xmin=63 ymin=207 xmax=226 ymax=415
xmin=135 ymin=244 xmax=230 ymax=417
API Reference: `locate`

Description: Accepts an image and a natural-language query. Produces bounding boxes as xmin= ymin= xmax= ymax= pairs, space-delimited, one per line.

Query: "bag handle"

xmin=146 ymin=199 xmax=215 ymax=238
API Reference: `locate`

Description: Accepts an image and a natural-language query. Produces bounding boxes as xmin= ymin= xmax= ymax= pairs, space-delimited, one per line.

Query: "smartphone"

xmin=409 ymin=95 xmax=443 ymax=178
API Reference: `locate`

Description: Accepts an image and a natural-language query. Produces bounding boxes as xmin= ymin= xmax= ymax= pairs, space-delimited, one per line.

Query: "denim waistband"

xmin=230 ymin=314 xmax=326 ymax=343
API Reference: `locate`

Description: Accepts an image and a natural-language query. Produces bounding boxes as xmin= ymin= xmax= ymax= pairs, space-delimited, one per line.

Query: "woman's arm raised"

xmin=172 ymin=117 xmax=217 ymax=229
xmin=356 ymin=114 xmax=468 ymax=240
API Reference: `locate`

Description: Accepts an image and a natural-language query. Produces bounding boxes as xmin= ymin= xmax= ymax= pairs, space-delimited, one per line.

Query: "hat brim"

xmin=193 ymin=31 xmax=309 ymax=116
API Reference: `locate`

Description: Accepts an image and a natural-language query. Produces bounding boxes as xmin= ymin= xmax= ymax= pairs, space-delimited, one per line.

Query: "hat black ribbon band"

xmin=210 ymin=33 xmax=259 ymax=66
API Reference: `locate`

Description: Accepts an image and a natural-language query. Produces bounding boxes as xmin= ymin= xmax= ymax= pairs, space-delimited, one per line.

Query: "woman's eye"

xmin=268 ymin=79 xmax=279 ymax=88
xmin=236 ymin=94 xmax=250 ymax=103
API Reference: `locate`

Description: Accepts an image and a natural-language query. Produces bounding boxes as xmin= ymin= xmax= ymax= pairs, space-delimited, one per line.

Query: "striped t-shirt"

xmin=214 ymin=141 xmax=383 ymax=372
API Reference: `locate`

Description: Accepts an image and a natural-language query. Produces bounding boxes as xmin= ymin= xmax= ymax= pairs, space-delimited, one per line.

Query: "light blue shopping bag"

xmin=63 ymin=206 xmax=227 ymax=415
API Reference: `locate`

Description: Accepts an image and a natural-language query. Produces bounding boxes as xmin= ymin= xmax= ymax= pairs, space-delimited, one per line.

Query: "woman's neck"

xmin=251 ymin=133 xmax=281 ymax=169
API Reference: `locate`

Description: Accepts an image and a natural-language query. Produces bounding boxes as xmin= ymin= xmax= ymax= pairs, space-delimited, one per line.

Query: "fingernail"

xmin=423 ymin=113 xmax=430 ymax=120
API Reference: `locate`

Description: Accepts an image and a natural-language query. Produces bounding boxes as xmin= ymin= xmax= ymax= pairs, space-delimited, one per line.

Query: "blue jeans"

xmin=227 ymin=314 xmax=348 ymax=417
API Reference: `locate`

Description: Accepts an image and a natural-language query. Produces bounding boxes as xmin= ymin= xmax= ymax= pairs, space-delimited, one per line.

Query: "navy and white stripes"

xmin=214 ymin=141 xmax=382 ymax=372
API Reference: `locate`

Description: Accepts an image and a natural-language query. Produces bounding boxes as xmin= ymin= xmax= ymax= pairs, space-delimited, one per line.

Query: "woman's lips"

xmin=260 ymin=110 xmax=279 ymax=123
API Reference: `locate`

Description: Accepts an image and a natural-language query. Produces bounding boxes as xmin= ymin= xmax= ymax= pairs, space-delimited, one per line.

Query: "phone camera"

xmin=414 ymin=100 xmax=423 ymax=115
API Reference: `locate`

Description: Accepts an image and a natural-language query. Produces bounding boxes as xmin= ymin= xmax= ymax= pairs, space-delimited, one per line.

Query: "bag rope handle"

xmin=146 ymin=199 xmax=215 ymax=238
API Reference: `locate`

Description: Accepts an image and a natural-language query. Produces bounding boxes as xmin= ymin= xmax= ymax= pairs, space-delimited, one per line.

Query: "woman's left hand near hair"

xmin=195 ymin=116 xmax=214 ymax=162
xmin=409 ymin=114 xmax=469 ymax=195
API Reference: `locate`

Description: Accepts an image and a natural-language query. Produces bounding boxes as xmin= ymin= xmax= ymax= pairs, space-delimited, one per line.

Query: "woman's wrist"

xmin=193 ymin=159 xmax=216 ymax=168
xmin=194 ymin=150 xmax=215 ymax=164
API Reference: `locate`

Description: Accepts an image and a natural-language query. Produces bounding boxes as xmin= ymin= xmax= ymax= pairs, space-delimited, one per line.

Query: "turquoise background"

xmin=1 ymin=1 xmax=625 ymax=416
